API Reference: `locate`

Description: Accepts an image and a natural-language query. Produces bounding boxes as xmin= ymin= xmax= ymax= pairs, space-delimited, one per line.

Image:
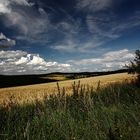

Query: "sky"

xmin=0 ymin=0 xmax=140 ymax=75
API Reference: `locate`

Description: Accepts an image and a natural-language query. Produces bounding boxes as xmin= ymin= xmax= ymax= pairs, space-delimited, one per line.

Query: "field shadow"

xmin=0 ymin=75 xmax=58 ymax=88
xmin=0 ymin=69 xmax=128 ymax=88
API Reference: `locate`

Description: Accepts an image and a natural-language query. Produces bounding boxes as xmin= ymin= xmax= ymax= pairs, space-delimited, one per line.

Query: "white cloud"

xmin=0 ymin=33 xmax=16 ymax=48
xmin=51 ymin=37 xmax=105 ymax=52
xmin=0 ymin=50 xmax=71 ymax=75
xmin=0 ymin=0 xmax=34 ymax=14
xmin=76 ymin=0 xmax=111 ymax=12
xmin=67 ymin=49 xmax=135 ymax=71
xmin=4 ymin=8 xmax=49 ymax=36
xmin=80 ymin=11 xmax=140 ymax=52
xmin=0 ymin=50 xmax=26 ymax=58
xmin=51 ymin=8 xmax=140 ymax=53
xmin=86 ymin=11 xmax=140 ymax=39
xmin=11 ymin=0 xmax=34 ymax=6
xmin=56 ymin=21 xmax=80 ymax=35
xmin=15 ymin=56 xmax=29 ymax=65
xmin=0 ymin=49 xmax=135 ymax=74
xmin=86 ymin=14 xmax=119 ymax=39
xmin=27 ymin=55 xmax=46 ymax=65
xmin=0 ymin=2 xmax=11 ymax=14
xmin=0 ymin=33 xmax=8 ymax=39
xmin=52 ymin=40 xmax=77 ymax=52
xmin=0 ymin=0 xmax=81 ymax=45
xmin=103 ymin=49 xmax=133 ymax=61
xmin=76 ymin=0 xmax=140 ymax=52
xmin=0 ymin=0 xmax=49 ymax=42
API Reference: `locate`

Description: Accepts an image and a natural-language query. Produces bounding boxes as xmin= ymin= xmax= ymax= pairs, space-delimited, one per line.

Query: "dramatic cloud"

xmin=0 ymin=2 xmax=11 ymax=14
xmin=0 ymin=50 xmax=71 ymax=75
xmin=0 ymin=0 xmax=80 ymax=47
xmin=11 ymin=0 xmax=34 ymax=6
xmin=68 ymin=49 xmax=135 ymax=71
xmin=86 ymin=11 xmax=140 ymax=39
xmin=0 ymin=33 xmax=16 ymax=48
xmin=0 ymin=0 xmax=139 ymax=74
xmin=0 ymin=49 xmax=136 ymax=74
xmin=51 ymin=40 xmax=78 ymax=52
xmin=50 ymin=0 xmax=140 ymax=53
xmin=0 ymin=0 xmax=49 ymax=43
xmin=0 ymin=0 xmax=34 ymax=14
xmin=1 ymin=0 xmax=139 ymax=52
xmin=4 ymin=10 xmax=48 ymax=35
xmin=76 ymin=0 xmax=112 ymax=12
xmin=51 ymin=38 xmax=105 ymax=52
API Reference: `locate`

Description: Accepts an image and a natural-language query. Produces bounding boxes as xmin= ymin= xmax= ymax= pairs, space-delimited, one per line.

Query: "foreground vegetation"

xmin=0 ymin=80 xmax=140 ymax=140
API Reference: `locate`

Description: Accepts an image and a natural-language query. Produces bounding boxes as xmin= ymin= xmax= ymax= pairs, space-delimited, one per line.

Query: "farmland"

xmin=0 ymin=73 xmax=135 ymax=105
xmin=0 ymin=72 xmax=140 ymax=140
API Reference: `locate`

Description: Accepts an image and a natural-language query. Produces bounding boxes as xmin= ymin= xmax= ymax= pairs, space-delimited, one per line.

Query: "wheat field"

xmin=0 ymin=73 xmax=135 ymax=105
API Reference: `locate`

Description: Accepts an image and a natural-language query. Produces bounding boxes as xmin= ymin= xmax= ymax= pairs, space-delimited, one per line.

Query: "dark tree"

xmin=127 ymin=50 xmax=140 ymax=82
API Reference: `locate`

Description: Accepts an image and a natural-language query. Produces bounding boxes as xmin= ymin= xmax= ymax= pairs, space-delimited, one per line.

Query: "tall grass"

xmin=0 ymin=81 xmax=140 ymax=140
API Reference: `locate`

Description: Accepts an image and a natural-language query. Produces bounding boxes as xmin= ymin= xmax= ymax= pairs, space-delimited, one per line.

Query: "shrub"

xmin=127 ymin=49 xmax=140 ymax=82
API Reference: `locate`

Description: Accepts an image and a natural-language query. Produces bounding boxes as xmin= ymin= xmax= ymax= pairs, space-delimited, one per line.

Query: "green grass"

xmin=0 ymin=81 xmax=140 ymax=140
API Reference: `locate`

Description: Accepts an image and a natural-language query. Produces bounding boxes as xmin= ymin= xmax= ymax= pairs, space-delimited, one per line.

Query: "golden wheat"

xmin=0 ymin=73 xmax=135 ymax=106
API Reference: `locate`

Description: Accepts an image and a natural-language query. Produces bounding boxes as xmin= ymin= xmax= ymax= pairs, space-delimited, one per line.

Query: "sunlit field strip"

xmin=0 ymin=73 xmax=136 ymax=106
